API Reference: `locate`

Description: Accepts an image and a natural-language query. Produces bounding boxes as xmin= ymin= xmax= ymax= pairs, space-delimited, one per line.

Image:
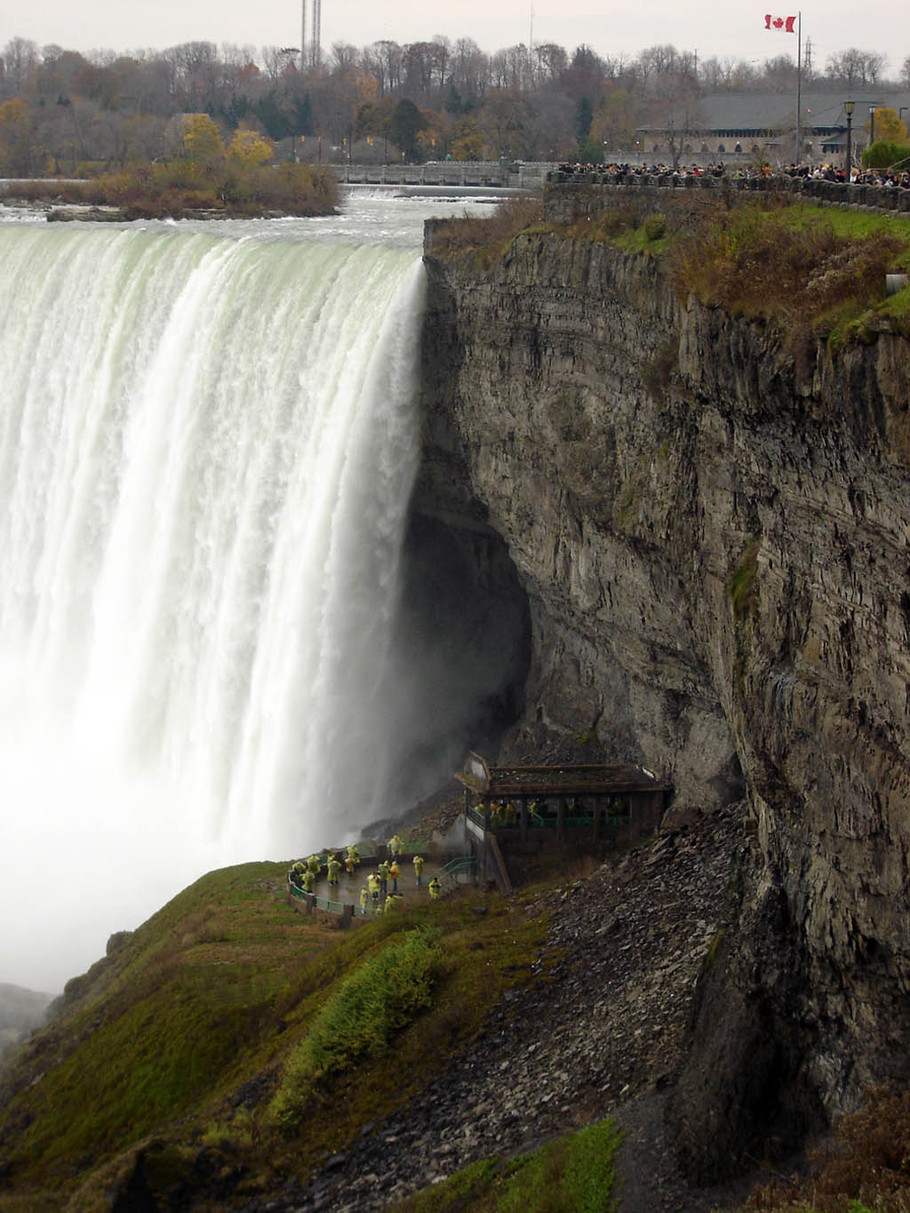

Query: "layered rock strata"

xmin=415 ymin=213 xmax=910 ymax=1176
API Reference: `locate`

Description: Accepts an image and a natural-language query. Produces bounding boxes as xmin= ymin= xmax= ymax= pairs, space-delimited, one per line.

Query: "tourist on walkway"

xmin=378 ymin=859 xmax=390 ymax=898
xmin=388 ymin=833 xmax=403 ymax=864
xmin=360 ymin=886 xmax=369 ymax=916
xmin=368 ymin=872 xmax=381 ymax=903
xmin=327 ymin=855 xmax=341 ymax=887
xmin=389 ymin=860 xmax=400 ymax=893
xmin=428 ymin=876 xmax=441 ymax=901
xmin=413 ymin=854 xmax=425 ymax=887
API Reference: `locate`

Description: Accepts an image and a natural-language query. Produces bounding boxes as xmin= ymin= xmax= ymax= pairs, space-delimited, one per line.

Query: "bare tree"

xmin=639 ymin=44 xmax=680 ymax=80
xmin=2 ymin=38 xmax=40 ymax=97
xmin=825 ymin=47 xmax=887 ymax=87
xmin=403 ymin=42 xmax=440 ymax=100
xmin=761 ymin=54 xmax=798 ymax=92
xmin=450 ymin=37 xmax=487 ymax=103
xmin=332 ymin=43 xmax=358 ymax=72
xmin=534 ymin=43 xmax=568 ymax=85
xmin=373 ymin=41 xmax=403 ymax=95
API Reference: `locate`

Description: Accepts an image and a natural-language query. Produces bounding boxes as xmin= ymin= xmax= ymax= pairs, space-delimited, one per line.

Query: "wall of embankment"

xmin=413 ymin=196 xmax=910 ymax=1178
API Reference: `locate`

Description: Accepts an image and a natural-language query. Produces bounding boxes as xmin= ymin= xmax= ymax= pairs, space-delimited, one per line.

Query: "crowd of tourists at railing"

xmin=550 ymin=161 xmax=910 ymax=190
xmin=287 ymin=834 xmax=442 ymax=918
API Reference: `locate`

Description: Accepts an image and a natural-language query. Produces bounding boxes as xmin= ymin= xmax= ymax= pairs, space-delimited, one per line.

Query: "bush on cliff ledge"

xmin=668 ymin=202 xmax=908 ymax=339
xmin=424 ymin=194 xmax=544 ymax=266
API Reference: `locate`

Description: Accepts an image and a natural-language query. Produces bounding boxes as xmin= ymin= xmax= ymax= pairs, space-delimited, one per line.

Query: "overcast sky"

xmin=2 ymin=1 xmax=904 ymax=75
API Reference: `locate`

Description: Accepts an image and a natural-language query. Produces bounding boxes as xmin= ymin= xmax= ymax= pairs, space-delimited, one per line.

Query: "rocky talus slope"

xmin=412 ymin=207 xmax=910 ymax=1174
xmin=253 ymin=805 xmax=754 ymax=1212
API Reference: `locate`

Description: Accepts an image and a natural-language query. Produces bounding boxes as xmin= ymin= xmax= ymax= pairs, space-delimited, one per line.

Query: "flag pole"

xmin=796 ymin=10 xmax=802 ymax=163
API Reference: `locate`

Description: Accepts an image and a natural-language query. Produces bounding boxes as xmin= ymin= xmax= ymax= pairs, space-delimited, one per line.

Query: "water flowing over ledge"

xmin=0 ymin=220 xmax=426 ymax=990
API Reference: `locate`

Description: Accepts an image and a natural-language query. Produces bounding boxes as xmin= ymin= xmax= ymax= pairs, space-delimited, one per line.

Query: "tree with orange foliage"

xmin=227 ymin=128 xmax=275 ymax=167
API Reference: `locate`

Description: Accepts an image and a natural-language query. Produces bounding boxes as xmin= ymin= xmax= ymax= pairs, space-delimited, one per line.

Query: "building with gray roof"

xmin=639 ymin=92 xmax=910 ymax=164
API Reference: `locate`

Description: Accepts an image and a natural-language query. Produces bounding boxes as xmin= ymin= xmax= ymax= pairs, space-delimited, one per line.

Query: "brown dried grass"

xmin=424 ymin=193 xmax=544 ymax=264
xmin=743 ymin=1087 xmax=910 ymax=1212
xmin=668 ymin=203 xmax=903 ymax=334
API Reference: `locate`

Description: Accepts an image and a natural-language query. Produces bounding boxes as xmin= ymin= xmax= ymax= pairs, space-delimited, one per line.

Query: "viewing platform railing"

xmin=545 ymin=170 xmax=910 ymax=215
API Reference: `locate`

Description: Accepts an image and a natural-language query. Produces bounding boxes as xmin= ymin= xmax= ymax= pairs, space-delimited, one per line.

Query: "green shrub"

xmin=395 ymin=1118 xmax=621 ymax=1211
xmin=642 ymin=213 xmax=667 ymax=241
xmin=269 ymin=926 xmax=442 ymax=1128
xmin=862 ymin=140 xmax=910 ymax=170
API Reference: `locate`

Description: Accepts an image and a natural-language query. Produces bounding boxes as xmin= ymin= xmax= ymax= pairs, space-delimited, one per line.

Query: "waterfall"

xmin=0 ymin=219 xmax=426 ymax=990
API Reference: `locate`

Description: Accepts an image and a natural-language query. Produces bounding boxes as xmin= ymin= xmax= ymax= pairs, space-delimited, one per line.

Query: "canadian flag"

xmin=765 ymin=14 xmax=797 ymax=31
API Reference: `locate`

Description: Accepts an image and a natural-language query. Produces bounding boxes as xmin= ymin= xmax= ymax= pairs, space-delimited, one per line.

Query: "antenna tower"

xmin=300 ymin=0 xmax=321 ymax=68
xmin=312 ymin=0 xmax=321 ymax=67
xmin=301 ymin=0 xmax=307 ymax=67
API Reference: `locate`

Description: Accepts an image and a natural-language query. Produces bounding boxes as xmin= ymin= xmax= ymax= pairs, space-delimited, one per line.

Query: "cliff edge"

xmin=418 ymin=203 xmax=910 ymax=1178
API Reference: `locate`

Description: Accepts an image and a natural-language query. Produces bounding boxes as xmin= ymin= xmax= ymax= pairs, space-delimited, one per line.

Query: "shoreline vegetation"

xmin=0 ymin=115 xmax=339 ymax=220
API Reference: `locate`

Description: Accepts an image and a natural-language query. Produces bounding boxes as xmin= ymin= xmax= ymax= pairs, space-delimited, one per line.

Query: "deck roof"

xmin=455 ymin=753 xmax=672 ymax=799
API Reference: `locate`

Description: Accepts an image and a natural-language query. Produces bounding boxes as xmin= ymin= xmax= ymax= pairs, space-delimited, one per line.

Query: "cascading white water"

xmin=0 ymin=204 xmax=448 ymax=991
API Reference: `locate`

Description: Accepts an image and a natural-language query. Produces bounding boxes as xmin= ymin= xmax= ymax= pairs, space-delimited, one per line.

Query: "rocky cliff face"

xmin=415 ymin=217 xmax=910 ymax=1177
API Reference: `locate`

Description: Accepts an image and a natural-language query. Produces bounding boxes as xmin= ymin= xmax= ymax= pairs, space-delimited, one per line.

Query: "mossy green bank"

xmin=0 ymin=863 xmax=547 ymax=1209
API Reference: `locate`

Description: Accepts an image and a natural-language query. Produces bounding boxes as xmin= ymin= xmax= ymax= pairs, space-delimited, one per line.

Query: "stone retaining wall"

xmin=545 ymin=172 xmax=910 ymax=217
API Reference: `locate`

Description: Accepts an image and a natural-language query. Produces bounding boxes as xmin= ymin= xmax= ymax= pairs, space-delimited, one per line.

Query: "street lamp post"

xmin=844 ymin=99 xmax=855 ymax=180
xmin=869 ymin=104 xmax=877 ymax=148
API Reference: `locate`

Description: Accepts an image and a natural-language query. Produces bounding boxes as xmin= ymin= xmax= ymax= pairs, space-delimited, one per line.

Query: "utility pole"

xmin=844 ymin=99 xmax=854 ymax=179
xmin=796 ymin=11 xmax=802 ymax=163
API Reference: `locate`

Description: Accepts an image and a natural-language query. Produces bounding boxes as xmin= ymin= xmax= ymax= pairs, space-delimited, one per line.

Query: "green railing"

xmin=527 ymin=812 xmax=630 ymax=828
xmin=438 ymin=856 xmax=477 ymax=892
xmin=313 ymin=895 xmax=346 ymax=914
xmin=471 ymin=807 xmax=632 ymax=831
xmin=353 ymin=841 xmax=379 ymax=859
xmin=287 ymin=878 xmax=416 ymax=918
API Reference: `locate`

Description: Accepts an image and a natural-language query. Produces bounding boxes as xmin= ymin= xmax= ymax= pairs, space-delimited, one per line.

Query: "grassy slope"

xmin=429 ymin=192 xmax=910 ymax=351
xmin=394 ymin=1118 xmax=623 ymax=1212
xmin=0 ymin=862 xmax=549 ymax=1209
